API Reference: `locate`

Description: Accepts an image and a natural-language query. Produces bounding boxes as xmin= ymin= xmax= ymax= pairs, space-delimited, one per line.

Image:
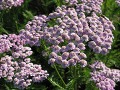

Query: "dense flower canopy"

xmin=19 ymin=4 xmax=115 ymax=68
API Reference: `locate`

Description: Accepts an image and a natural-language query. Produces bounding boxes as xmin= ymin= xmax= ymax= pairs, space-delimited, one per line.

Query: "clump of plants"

xmin=0 ymin=0 xmax=120 ymax=90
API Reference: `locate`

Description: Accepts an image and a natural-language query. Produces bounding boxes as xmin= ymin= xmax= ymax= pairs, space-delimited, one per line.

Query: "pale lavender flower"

xmin=62 ymin=52 xmax=69 ymax=60
xmin=78 ymin=59 xmax=87 ymax=67
xmin=77 ymin=43 xmax=85 ymax=50
xmin=61 ymin=60 xmax=69 ymax=68
xmin=66 ymin=42 xmax=76 ymax=50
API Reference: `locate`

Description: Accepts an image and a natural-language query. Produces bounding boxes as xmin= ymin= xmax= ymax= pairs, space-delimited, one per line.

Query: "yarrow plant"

xmin=0 ymin=0 xmax=120 ymax=90
xmin=0 ymin=0 xmax=24 ymax=10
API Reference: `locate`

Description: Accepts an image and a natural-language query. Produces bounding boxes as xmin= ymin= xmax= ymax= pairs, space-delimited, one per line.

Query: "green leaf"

xmin=42 ymin=0 xmax=55 ymax=6
xmin=48 ymin=77 xmax=65 ymax=90
xmin=0 ymin=25 xmax=8 ymax=34
xmin=4 ymin=84 xmax=10 ymax=90
xmin=66 ymin=79 xmax=75 ymax=90
xmin=85 ymin=81 xmax=98 ymax=90
xmin=23 ymin=10 xmax=34 ymax=20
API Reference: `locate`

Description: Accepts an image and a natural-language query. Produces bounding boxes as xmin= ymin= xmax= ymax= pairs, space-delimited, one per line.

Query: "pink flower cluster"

xmin=0 ymin=0 xmax=24 ymax=10
xmin=46 ymin=6 xmax=88 ymax=68
xmin=86 ymin=13 xmax=114 ymax=54
xmin=20 ymin=15 xmax=47 ymax=46
xmin=0 ymin=34 xmax=25 ymax=53
xmin=0 ymin=34 xmax=49 ymax=89
xmin=0 ymin=55 xmax=49 ymax=89
xmin=90 ymin=61 xmax=120 ymax=90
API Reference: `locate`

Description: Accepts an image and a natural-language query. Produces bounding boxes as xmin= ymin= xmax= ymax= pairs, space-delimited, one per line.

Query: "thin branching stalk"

xmin=56 ymin=0 xmax=61 ymax=6
xmin=53 ymin=64 xmax=66 ymax=88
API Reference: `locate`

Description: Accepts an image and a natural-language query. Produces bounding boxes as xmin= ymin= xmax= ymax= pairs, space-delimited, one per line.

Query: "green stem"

xmin=103 ymin=0 xmax=108 ymax=15
xmin=41 ymin=0 xmax=49 ymax=14
xmin=74 ymin=65 xmax=77 ymax=90
xmin=70 ymin=66 xmax=73 ymax=77
xmin=53 ymin=64 xmax=66 ymax=88
xmin=4 ymin=84 xmax=10 ymax=90
xmin=56 ymin=0 xmax=61 ymax=6
xmin=15 ymin=21 xmax=19 ymax=33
